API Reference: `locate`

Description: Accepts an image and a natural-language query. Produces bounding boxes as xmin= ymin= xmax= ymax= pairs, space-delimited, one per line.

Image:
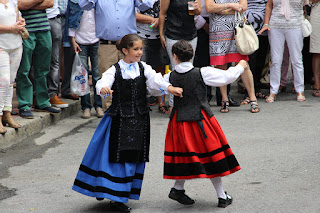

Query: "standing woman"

xmin=159 ymin=0 xmax=201 ymax=68
xmin=259 ymin=0 xmax=306 ymax=102
xmin=206 ymin=0 xmax=258 ymax=113
xmin=0 ymin=0 xmax=25 ymax=134
xmin=159 ymin=0 xmax=201 ymax=111
xmin=310 ymin=0 xmax=320 ymax=97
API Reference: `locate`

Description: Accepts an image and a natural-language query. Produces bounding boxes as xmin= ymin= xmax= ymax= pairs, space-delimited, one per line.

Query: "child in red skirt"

xmin=163 ymin=40 xmax=259 ymax=208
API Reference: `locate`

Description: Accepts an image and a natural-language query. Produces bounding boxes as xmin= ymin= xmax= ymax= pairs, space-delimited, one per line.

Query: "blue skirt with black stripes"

xmin=72 ymin=112 xmax=146 ymax=203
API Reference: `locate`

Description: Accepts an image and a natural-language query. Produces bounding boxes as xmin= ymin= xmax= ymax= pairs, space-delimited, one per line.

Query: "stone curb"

xmin=0 ymin=98 xmax=81 ymax=150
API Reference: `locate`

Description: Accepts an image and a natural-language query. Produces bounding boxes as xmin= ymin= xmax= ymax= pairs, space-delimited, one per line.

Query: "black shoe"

xmin=228 ymin=96 xmax=240 ymax=107
xmin=218 ymin=192 xmax=233 ymax=208
xmin=110 ymin=201 xmax=131 ymax=212
xmin=96 ymin=197 xmax=104 ymax=201
xmin=168 ymin=188 xmax=195 ymax=205
xmin=19 ymin=109 xmax=34 ymax=119
xmin=34 ymin=106 xmax=61 ymax=114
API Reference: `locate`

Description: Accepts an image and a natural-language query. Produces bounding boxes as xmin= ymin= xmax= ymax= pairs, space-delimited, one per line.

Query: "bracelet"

xmin=225 ymin=3 xmax=227 ymax=10
xmin=9 ymin=25 xmax=12 ymax=33
xmin=263 ymin=24 xmax=269 ymax=27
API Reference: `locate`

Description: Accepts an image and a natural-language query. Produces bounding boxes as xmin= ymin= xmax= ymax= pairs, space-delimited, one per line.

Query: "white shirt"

xmin=69 ymin=9 xmax=99 ymax=45
xmin=96 ymin=60 xmax=171 ymax=97
xmin=164 ymin=62 xmax=244 ymax=87
xmin=46 ymin=0 xmax=60 ymax=19
xmin=0 ymin=0 xmax=22 ymax=50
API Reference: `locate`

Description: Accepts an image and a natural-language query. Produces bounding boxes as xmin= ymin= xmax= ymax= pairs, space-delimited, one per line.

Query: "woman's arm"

xmin=239 ymin=0 xmax=247 ymax=11
xmin=194 ymin=0 xmax=202 ymax=15
xmin=258 ymin=0 xmax=273 ymax=34
xmin=136 ymin=13 xmax=156 ymax=24
xmin=159 ymin=0 xmax=170 ymax=48
xmin=205 ymin=0 xmax=243 ymax=14
xmin=0 ymin=20 xmax=25 ymax=34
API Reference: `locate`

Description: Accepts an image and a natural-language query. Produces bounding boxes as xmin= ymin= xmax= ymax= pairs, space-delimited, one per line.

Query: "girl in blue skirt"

xmin=72 ymin=34 xmax=183 ymax=212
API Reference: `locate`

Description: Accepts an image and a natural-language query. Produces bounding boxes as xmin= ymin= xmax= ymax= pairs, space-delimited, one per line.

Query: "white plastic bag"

xmin=70 ymin=53 xmax=90 ymax=96
xmin=301 ymin=17 xmax=312 ymax=37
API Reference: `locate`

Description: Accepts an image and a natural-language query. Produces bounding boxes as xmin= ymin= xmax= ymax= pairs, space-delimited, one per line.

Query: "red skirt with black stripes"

xmin=164 ymin=110 xmax=241 ymax=180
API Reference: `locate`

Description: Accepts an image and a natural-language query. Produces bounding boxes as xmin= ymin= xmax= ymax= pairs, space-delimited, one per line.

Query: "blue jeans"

xmin=78 ymin=42 xmax=102 ymax=110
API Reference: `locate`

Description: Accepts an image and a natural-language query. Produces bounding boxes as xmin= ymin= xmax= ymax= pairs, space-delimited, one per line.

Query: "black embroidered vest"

xmin=108 ymin=62 xmax=149 ymax=117
xmin=169 ymin=67 xmax=213 ymax=122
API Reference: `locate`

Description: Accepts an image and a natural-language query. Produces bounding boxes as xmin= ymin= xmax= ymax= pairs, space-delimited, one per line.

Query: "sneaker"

xmin=19 ymin=109 xmax=34 ymax=119
xmin=218 ymin=192 xmax=233 ymax=208
xmin=82 ymin=108 xmax=91 ymax=119
xmin=168 ymin=188 xmax=195 ymax=205
xmin=96 ymin=107 xmax=104 ymax=118
xmin=34 ymin=106 xmax=61 ymax=114
xmin=50 ymin=95 xmax=69 ymax=108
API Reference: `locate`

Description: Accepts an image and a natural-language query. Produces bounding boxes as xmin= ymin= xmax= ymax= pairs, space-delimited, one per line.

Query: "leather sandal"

xmin=0 ymin=116 xmax=7 ymax=134
xmin=158 ymin=105 xmax=170 ymax=114
xmin=297 ymin=93 xmax=305 ymax=102
xmin=250 ymin=100 xmax=260 ymax=113
xmin=220 ymin=101 xmax=229 ymax=113
xmin=240 ymin=97 xmax=250 ymax=105
xmin=312 ymin=89 xmax=320 ymax=97
xmin=265 ymin=94 xmax=276 ymax=103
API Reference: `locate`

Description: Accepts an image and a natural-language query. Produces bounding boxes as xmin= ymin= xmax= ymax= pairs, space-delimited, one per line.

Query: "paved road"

xmin=0 ymin=89 xmax=319 ymax=213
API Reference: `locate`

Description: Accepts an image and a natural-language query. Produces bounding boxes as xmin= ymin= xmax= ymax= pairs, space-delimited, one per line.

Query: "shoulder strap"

xmin=138 ymin=61 xmax=145 ymax=77
xmin=14 ymin=3 xmax=20 ymax=22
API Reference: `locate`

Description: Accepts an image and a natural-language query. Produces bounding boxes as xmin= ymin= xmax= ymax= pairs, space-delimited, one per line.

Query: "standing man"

xmin=60 ymin=0 xmax=78 ymax=100
xmin=46 ymin=0 xmax=69 ymax=108
xmin=17 ymin=0 xmax=61 ymax=118
xmin=79 ymin=0 xmax=156 ymax=111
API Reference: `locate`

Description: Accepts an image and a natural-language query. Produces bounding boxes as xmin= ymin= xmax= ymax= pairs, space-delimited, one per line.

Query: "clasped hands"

xmin=100 ymin=85 xmax=183 ymax=98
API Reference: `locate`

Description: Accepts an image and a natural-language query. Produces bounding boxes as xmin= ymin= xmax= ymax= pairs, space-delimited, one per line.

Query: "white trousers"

xmin=0 ymin=46 xmax=23 ymax=115
xmin=268 ymin=28 xmax=304 ymax=94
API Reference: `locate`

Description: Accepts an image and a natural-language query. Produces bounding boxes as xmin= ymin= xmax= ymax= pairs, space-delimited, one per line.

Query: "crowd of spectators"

xmin=0 ymin=0 xmax=319 ymax=133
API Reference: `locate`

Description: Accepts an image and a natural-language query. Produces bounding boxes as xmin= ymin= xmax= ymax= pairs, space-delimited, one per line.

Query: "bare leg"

xmin=312 ymin=53 xmax=320 ymax=90
xmin=216 ymin=64 xmax=229 ymax=113
xmin=240 ymin=65 xmax=257 ymax=101
xmin=240 ymin=64 xmax=259 ymax=112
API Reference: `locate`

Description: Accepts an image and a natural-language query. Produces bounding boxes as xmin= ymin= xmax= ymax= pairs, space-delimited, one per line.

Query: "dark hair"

xmin=171 ymin=40 xmax=194 ymax=62
xmin=116 ymin=34 xmax=143 ymax=54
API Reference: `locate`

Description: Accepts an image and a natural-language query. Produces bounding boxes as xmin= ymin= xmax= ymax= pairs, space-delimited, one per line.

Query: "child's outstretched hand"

xmin=168 ymin=85 xmax=183 ymax=98
xmin=100 ymin=86 xmax=113 ymax=96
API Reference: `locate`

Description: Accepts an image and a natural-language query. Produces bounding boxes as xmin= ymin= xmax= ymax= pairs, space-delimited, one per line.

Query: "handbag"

xmin=14 ymin=4 xmax=29 ymax=40
xmin=301 ymin=15 xmax=312 ymax=37
xmin=234 ymin=11 xmax=259 ymax=55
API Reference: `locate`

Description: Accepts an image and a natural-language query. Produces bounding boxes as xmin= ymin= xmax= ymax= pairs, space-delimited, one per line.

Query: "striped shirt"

xmin=21 ymin=10 xmax=51 ymax=33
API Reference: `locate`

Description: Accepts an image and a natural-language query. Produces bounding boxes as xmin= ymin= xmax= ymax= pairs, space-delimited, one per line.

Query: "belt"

xmin=49 ymin=14 xmax=65 ymax=20
xmin=100 ymin=39 xmax=117 ymax=45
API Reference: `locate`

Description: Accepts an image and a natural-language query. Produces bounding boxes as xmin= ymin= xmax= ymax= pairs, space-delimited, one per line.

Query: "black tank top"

xmin=165 ymin=0 xmax=197 ymax=40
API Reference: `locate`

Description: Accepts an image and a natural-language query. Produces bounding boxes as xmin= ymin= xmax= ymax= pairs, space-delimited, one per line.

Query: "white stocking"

xmin=173 ymin=180 xmax=185 ymax=190
xmin=210 ymin=177 xmax=226 ymax=199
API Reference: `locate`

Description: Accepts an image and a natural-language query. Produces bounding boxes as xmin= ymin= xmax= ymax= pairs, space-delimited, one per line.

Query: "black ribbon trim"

xmin=164 ymin=145 xmax=230 ymax=158
xmin=164 ymin=155 xmax=239 ymax=177
xmin=74 ymin=180 xmax=141 ymax=198
xmin=79 ymin=164 xmax=144 ymax=183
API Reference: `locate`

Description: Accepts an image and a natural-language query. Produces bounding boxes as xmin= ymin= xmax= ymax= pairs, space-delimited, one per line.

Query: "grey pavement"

xmin=0 ymin=87 xmax=320 ymax=213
